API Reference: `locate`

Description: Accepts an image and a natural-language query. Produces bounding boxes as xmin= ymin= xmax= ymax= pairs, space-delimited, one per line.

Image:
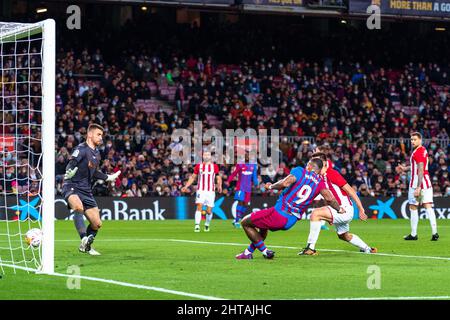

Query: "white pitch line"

xmin=2 ymin=243 xmax=449 ymax=300
xmin=0 ymin=262 xmax=226 ymax=300
xmin=56 ymin=238 xmax=450 ymax=262
xmin=1 ymin=261 xmax=448 ymax=300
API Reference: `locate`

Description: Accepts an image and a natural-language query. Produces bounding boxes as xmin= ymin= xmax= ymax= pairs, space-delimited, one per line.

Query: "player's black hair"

xmin=308 ymin=158 xmax=323 ymax=171
xmin=312 ymin=152 xmax=327 ymax=162
xmin=88 ymin=123 xmax=105 ymax=132
xmin=411 ymin=132 xmax=422 ymax=139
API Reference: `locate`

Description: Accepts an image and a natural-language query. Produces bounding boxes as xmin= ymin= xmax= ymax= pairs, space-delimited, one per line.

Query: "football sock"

xmin=426 ymin=207 xmax=438 ymax=234
xmin=244 ymin=243 xmax=256 ymax=255
xmin=205 ymin=212 xmax=213 ymax=226
xmin=195 ymin=210 xmax=202 ymax=226
xmin=253 ymin=240 xmax=268 ymax=255
xmin=86 ymin=224 xmax=98 ymax=238
xmin=235 ymin=205 xmax=247 ymax=222
xmin=307 ymin=221 xmax=322 ymax=250
xmin=410 ymin=209 xmax=419 ymax=236
xmin=348 ymin=234 xmax=370 ymax=251
xmin=72 ymin=210 xmax=87 ymax=239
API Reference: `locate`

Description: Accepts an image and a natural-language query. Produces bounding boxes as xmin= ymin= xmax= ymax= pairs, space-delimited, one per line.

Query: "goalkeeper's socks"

xmin=86 ymin=224 xmax=98 ymax=238
xmin=72 ymin=210 xmax=87 ymax=239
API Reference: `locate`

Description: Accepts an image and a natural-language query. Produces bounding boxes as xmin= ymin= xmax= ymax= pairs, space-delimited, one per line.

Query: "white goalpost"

xmin=0 ymin=19 xmax=55 ymax=274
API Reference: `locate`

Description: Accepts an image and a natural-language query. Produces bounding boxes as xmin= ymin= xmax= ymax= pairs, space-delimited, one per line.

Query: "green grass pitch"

xmin=1 ymin=219 xmax=449 ymax=300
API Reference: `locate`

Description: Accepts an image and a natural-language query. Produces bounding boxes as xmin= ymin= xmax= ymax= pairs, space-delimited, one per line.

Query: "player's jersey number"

xmin=294 ymin=185 xmax=313 ymax=204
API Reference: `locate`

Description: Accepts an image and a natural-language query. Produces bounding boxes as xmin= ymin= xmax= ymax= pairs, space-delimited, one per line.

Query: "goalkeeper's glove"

xmin=106 ymin=170 xmax=121 ymax=183
xmin=64 ymin=167 xmax=78 ymax=180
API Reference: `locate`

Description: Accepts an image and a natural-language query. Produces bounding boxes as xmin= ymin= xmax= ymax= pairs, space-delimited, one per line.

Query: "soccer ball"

xmin=25 ymin=228 xmax=43 ymax=248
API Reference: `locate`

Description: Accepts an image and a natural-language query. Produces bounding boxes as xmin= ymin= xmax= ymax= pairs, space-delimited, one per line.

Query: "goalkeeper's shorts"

xmin=62 ymin=183 xmax=98 ymax=211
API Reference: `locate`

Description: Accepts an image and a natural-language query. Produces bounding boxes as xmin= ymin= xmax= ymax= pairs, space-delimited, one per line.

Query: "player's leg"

xmin=236 ymin=208 xmax=279 ymax=259
xmin=238 ymin=216 xmax=268 ymax=259
xmin=337 ymin=231 xmax=376 ymax=253
xmin=83 ymin=207 xmax=102 ymax=255
xmin=424 ymin=202 xmax=438 ymax=240
xmin=203 ymin=192 xmax=215 ymax=232
xmin=194 ymin=202 xmax=203 ymax=232
xmin=405 ymin=188 xmax=419 ymax=240
xmin=233 ymin=191 xmax=248 ymax=227
xmin=299 ymin=206 xmax=332 ymax=255
xmin=422 ymin=188 xmax=438 ymax=240
xmin=67 ymin=194 xmax=87 ymax=240
xmin=204 ymin=206 xmax=213 ymax=232
xmin=258 ymin=228 xmax=268 ymax=241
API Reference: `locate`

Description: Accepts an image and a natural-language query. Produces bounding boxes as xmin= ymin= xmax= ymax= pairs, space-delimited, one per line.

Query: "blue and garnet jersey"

xmin=275 ymin=166 xmax=326 ymax=218
xmin=227 ymin=163 xmax=258 ymax=193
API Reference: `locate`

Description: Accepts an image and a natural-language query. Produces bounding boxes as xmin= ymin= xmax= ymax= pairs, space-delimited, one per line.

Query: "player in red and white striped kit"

xmin=300 ymin=152 xmax=377 ymax=255
xmin=181 ymin=151 xmax=222 ymax=232
xmin=396 ymin=132 xmax=438 ymax=241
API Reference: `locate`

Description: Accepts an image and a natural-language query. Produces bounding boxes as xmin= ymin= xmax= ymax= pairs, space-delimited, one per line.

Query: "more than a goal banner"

xmin=349 ymin=0 xmax=450 ymax=19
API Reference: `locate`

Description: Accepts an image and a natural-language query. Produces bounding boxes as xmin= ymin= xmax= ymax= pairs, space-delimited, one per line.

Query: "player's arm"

xmin=182 ymin=164 xmax=199 ymax=193
xmin=226 ymin=165 xmax=239 ymax=185
xmin=342 ymin=183 xmax=367 ymax=221
xmin=319 ymin=188 xmax=344 ymax=213
xmin=64 ymin=148 xmax=83 ymax=180
xmin=94 ymin=169 xmax=121 ymax=183
xmin=396 ymin=163 xmax=410 ymax=173
xmin=181 ymin=173 xmax=197 ymax=193
xmin=216 ymin=175 xmax=223 ymax=193
xmin=265 ymin=174 xmax=296 ymax=191
xmin=414 ymin=162 xmax=425 ymax=197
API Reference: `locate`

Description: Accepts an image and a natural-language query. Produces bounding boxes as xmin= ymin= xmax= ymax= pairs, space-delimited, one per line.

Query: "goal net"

xmin=0 ymin=20 xmax=55 ymax=274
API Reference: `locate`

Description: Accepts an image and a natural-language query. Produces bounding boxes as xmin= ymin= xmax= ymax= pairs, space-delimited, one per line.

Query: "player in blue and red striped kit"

xmin=226 ymin=161 xmax=258 ymax=228
xmin=236 ymin=158 xmax=343 ymax=260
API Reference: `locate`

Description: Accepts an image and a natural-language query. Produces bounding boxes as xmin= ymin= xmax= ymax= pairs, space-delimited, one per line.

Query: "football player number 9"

xmin=294 ymin=185 xmax=313 ymax=204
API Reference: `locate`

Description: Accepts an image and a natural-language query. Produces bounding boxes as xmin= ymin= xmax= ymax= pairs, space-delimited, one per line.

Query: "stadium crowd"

xmin=49 ymin=45 xmax=449 ymax=199
xmin=1 ymin=18 xmax=449 ymax=199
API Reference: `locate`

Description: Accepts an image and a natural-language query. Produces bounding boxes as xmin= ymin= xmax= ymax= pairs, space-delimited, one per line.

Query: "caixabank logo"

xmin=366 ymin=197 xmax=450 ymax=220
xmin=3 ymin=197 xmax=42 ymax=221
xmin=54 ymin=197 xmax=170 ymax=220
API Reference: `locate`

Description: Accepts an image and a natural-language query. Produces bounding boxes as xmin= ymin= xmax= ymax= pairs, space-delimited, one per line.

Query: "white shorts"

xmin=328 ymin=205 xmax=354 ymax=235
xmin=195 ymin=191 xmax=216 ymax=208
xmin=408 ymin=187 xmax=433 ymax=205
